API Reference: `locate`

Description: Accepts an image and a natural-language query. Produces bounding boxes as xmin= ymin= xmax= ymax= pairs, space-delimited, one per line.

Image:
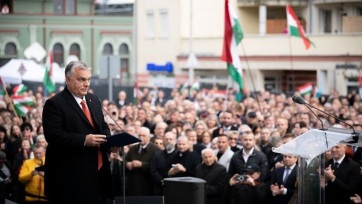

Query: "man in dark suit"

xmin=125 ymin=127 xmax=159 ymax=196
xmin=42 ymin=61 xmax=113 ymax=204
xmin=168 ymin=136 xmax=201 ymax=177
xmin=150 ymin=131 xmax=178 ymax=195
xmin=324 ymin=143 xmax=361 ymax=204
xmin=195 ymin=148 xmax=227 ymax=204
xmin=212 ymin=110 xmax=239 ymax=138
xmin=270 ymin=154 xmax=298 ymax=204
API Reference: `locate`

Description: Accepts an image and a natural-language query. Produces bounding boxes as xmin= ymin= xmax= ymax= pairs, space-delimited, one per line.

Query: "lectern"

xmin=163 ymin=177 xmax=206 ymax=204
xmin=273 ymin=127 xmax=361 ymax=204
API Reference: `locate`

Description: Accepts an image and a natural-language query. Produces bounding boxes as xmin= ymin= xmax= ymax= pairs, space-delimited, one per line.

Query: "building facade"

xmin=0 ymin=0 xmax=135 ymax=86
xmin=136 ymin=0 xmax=362 ymax=96
xmin=0 ymin=0 xmax=362 ymax=96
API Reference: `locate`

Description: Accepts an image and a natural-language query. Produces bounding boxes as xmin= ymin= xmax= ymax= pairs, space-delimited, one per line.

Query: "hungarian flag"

xmin=43 ymin=51 xmax=55 ymax=93
xmin=298 ymin=82 xmax=313 ymax=96
xmin=13 ymin=84 xmax=28 ymax=96
xmin=0 ymin=90 xmax=5 ymax=101
xmin=12 ymin=95 xmax=34 ymax=117
xmin=286 ymin=5 xmax=313 ymax=49
xmin=0 ymin=76 xmax=6 ymax=89
xmin=221 ymin=0 xmax=244 ymax=92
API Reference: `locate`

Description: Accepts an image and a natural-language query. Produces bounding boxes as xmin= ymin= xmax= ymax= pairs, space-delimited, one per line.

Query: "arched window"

xmin=69 ymin=43 xmax=81 ymax=60
xmin=4 ymin=42 xmax=17 ymax=55
xmin=119 ymin=43 xmax=129 ymax=75
xmin=102 ymin=43 xmax=113 ymax=55
xmin=53 ymin=43 xmax=64 ymax=66
xmin=0 ymin=42 xmax=17 ymax=66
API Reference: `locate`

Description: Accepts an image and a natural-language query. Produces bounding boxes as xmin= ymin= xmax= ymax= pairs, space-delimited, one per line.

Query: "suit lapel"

xmin=63 ymin=87 xmax=95 ymax=128
xmin=85 ymin=95 xmax=100 ymax=128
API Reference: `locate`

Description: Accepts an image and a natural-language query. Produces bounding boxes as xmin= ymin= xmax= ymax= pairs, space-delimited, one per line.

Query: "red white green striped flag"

xmin=221 ymin=0 xmax=244 ymax=92
xmin=0 ymin=76 xmax=6 ymax=89
xmin=13 ymin=84 xmax=27 ymax=96
xmin=298 ymin=82 xmax=313 ymax=96
xmin=43 ymin=51 xmax=55 ymax=93
xmin=133 ymin=82 xmax=139 ymax=106
xmin=286 ymin=5 xmax=313 ymax=49
xmin=12 ymin=95 xmax=34 ymax=117
xmin=0 ymin=90 xmax=5 ymax=101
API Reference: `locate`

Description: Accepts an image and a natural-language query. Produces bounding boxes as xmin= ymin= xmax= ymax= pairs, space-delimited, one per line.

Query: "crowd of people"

xmin=1 ymin=80 xmax=362 ymax=204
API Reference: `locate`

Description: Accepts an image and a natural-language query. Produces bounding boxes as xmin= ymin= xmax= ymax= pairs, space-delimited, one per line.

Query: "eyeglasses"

xmin=229 ymin=138 xmax=238 ymax=141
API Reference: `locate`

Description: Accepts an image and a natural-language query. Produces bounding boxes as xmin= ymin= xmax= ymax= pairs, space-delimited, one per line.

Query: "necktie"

xmin=333 ymin=162 xmax=339 ymax=170
xmin=81 ymin=100 xmax=102 ymax=170
xmin=283 ymin=167 xmax=291 ymax=184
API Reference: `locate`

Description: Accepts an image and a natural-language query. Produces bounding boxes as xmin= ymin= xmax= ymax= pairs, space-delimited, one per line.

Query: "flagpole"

xmin=240 ymin=43 xmax=261 ymax=113
xmin=288 ymin=36 xmax=296 ymax=91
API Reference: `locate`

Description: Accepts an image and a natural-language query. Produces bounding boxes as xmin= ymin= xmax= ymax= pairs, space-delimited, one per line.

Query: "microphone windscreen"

xmin=292 ymin=95 xmax=306 ymax=105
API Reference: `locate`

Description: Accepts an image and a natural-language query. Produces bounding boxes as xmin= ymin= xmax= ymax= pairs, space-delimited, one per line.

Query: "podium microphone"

xmin=292 ymin=95 xmax=359 ymax=145
xmin=292 ymin=95 xmax=357 ymax=134
xmin=292 ymin=95 xmax=326 ymax=131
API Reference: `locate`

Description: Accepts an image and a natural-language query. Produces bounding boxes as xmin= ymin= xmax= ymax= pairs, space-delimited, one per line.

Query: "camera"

xmin=236 ymin=174 xmax=247 ymax=182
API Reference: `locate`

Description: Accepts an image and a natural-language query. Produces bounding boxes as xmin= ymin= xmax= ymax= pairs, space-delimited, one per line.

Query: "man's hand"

xmin=350 ymin=194 xmax=362 ymax=203
xmin=229 ymin=174 xmax=240 ymax=186
xmin=85 ymin=134 xmax=107 ymax=147
xmin=244 ymin=175 xmax=256 ymax=186
xmin=324 ymin=164 xmax=336 ymax=182
xmin=270 ymin=183 xmax=285 ymax=195
xmin=131 ymin=160 xmax=142 ymax=168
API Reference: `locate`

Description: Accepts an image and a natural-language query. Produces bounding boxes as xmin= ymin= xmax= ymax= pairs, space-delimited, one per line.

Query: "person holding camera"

xmin=227 ymin=128 xmax=269 ymax=204
xmin=18 ymin=144 xmax=47 ymax=203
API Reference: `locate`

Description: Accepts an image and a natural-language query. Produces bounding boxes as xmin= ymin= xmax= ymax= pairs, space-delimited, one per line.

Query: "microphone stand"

xmin=292 ymin=95 xmax=359 ymax=144
xmin=102 ymin=107 xmax=127 ymax=204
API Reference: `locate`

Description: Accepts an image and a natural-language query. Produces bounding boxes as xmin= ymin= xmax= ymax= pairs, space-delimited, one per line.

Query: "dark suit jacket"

xmin=125 ymin=143 xmax=159 ymax=196
xmin=195 ymin=162 xmax=227 ymax=204
xmin=150 ymin=149 xmax=178 ymax=195
xmin=42 ymin=86 xmax=112 ymax=204
xmin=168 ymin=150 xmax=201 ymax=177
xmin=212 ymin=125 xmax=239 ymax=138
xmin=325 ymin=156 xmax=361 ymax=204
xmin=269 ymin=166 xmax=297 ymax=204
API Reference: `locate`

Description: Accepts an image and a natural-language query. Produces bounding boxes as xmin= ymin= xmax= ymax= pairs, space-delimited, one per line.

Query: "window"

xmin=160 ymin=10 xmax=169 ymax=37
xmin=53 ymin=43 xmax=64 ymax=66
xmin=65 ymin=0 xmax=75 ymax=15
xmin=146 ymin=11 xmax=155 ymax=38
xmin=119 ymin=43 xmax=129 ymax=75
xmin=0 ymin=0 xmax=12 ymax=14
xmin=69 ymin=43 xmax=81 ymax=60
xmin=321 ymin=10 xmax=332 ymax=33
xmin=0 ymin=42 xmax=17 ymax=66
xmin=54 ymin=0 xmax=76 ymax=15
xmin=4 ymin=42 xmax=17 ymax=55
xmin=102 ymin=43 xmax=113 ymax=55
xmin=357 ymin=7 xmax=362 ymax=16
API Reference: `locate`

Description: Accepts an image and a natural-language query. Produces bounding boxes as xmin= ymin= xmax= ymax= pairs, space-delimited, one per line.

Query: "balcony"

xmin=313 ymin=0 xmax=362 ymax=5
xmin=238 ymin=0 xmax=308 ymax=7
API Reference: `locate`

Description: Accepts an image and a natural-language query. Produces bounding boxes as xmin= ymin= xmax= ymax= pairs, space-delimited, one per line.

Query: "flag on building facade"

xmin=43 ymin=51 xmax=55 ymax=93
xmin=221 ymin=0 xmax=244 ymax=92
xmin=286 ymin=5 xmax=313 ymax=49
xmin=298 ymin=82 xmax=313 ymax=95
xmin=12 ymin=95 xmax=34 ymax=117
xmin=12 ymin=84 xmax=27 ymax=96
